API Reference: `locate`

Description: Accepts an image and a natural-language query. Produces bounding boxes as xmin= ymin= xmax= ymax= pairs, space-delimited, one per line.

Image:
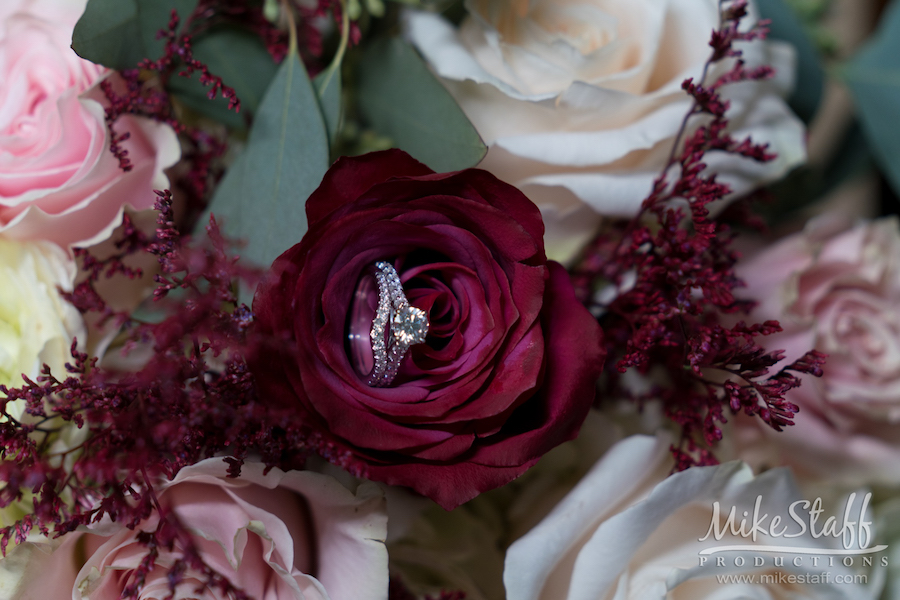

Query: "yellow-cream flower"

xmin=0 ymin=238 xmax=85 ymax=420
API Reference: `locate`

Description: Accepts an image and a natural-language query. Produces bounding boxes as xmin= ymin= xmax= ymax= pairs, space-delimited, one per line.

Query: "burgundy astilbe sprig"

xmin=139 ymin=10 xmax=241 ymax=113
xmin=60 ymin=212 xmax=151 ymax=329
xmin=100 ymin=0 xmax=352 ymax=225
xmin=191 ymin=0 xmax=290 ymax=63
xmin=0 ymin=4 xmax=354 ymax=596
xmin=0 ymin=191 xmax=351 ymax=599
xmin=98 ymin=8 xmax=233 ymax=226
xmin=571 ymin=0 xmax=825 ymax=468
xmin=188 ymin=0 xmax=356 ymax=71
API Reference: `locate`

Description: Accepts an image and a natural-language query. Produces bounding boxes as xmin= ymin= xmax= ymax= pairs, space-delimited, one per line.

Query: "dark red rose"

xmin=250 ymin=149 xmax=605 ymax=509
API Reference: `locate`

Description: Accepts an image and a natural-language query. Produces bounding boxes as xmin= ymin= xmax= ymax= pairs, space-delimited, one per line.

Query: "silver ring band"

xmin=367 ymin=261 xmax=429 ymax=387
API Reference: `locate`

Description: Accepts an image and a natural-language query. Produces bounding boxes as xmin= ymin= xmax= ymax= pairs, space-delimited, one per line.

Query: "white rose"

xmin=0 ymin=238 xmax=85 ymax=420
xmin=405 ymin=0 xmax=806 ymax=262
xmin=504 ymin=435 xmax=879 ymax=600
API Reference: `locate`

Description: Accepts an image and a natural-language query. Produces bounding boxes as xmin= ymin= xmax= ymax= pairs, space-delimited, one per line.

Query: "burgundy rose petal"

xmin=305 ymin=150 xmax=434 ymax=227
xmin=468 ymin=262 xmax=606 ymax=466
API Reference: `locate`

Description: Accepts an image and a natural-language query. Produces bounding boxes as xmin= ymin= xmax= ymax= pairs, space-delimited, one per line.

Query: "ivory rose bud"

xmin=504 ymin=435 xmax=875 ymax=600
xmin=405 ymin=0 xmax=806 ymax=262
xmin=0 ymin=238 xmax=85 ymax=420
xmin=0 ymin=0 xmax=180 ymax=248
xmin=12 ymin=459 xmax=390 ymax=600
xmin=734 ymin=217 xmax=900 ymax=486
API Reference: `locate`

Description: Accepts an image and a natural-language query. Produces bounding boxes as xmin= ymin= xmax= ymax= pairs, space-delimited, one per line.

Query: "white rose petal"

xmin=505 ymin=435 xmax=878 ymax=600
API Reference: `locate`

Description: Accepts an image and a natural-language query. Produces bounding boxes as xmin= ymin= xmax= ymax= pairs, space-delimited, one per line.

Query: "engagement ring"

xmin=348 ymin=261 xmax=429 ymax=387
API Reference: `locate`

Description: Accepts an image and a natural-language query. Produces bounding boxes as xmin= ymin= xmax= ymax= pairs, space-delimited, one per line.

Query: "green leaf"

xmin=756 ymin=0 xmax=825 ymax=123
xmin=314 ymin=69 xmax=343 ymax=146
xmin=356 ymin=37 xmax=486 ymax=172
xmin=73 ymin=0 xmax=199 ymax=71
xmin=167 ymin=26 xmax=279 ymax=129
xmin=842 ymin=0 xmax=900 ymax=197
xmin=207 ymin=52 xmax=330 ymax=272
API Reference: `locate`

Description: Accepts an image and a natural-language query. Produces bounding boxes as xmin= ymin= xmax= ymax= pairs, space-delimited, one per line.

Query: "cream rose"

xmin=0 ymin=237 xmax=85 ymax=420
xmin=734 ymin=217 xmax=900 ymax=487
xmin=11 ymin=459 xmax=390 ymax=600
xmin=504 ymin=435 xmax=876 ymax=600
xmin=405 ymin=0 xmax=806 ymax=262
xmin=0 ymin=0 xmax=180 ymax=249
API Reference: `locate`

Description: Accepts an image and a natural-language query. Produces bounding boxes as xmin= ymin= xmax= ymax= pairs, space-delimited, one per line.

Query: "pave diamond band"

xmin=348 ymin=261 xmax=429 ymax=387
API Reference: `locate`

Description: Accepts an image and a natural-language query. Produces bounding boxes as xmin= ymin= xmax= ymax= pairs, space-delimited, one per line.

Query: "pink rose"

xmin=0 ymin=0 xmax=180 ymax=248
xmin=12 ymin=459 xmax=389 ymax=600
xmin=734 ymin=217 xmax=900 ymax=485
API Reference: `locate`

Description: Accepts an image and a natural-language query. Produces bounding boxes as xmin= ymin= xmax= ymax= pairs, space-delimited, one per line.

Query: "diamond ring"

xmin=348 ymin=261 xmax=429 ymax=387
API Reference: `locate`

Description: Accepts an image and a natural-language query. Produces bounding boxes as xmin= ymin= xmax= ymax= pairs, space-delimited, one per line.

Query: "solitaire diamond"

xmin=392 ymin=305 xmax=429 ymax=346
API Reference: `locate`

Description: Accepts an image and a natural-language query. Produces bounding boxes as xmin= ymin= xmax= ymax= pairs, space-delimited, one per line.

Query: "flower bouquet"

xmin=1 ymin=0 xmax=900 ymax=598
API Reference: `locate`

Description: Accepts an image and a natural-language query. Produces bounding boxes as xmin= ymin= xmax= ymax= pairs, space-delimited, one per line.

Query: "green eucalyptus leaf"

xmin=207 ymin=52 xmax=330 ymax=273
xmin=843 ymin=0 xmax=900 ymax=197
xmin=168 ymin=26 xmax=279 ymax=129
xmin=356 ymin=37 xmax=486 ymax=172
xmin=73 ymin=0 xmax=199 ymax=70
xmin=314 ymin=69 xmax=343 ymax=146
xmin=756 ymin=0 xmax=825 ymax=123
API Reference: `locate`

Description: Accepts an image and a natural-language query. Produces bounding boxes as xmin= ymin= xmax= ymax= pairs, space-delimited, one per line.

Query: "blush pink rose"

xmin=12 ymin=459 xmax=389 ymax=600
xmin=0 ymin=0 xmax=180 ymax=248
xmin=734 ymin=217 xmax=900 ymax=485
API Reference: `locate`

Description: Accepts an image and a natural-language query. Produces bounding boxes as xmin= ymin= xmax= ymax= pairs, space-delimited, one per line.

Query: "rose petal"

xmin=305 ymin=150 xmax=434 ymax=227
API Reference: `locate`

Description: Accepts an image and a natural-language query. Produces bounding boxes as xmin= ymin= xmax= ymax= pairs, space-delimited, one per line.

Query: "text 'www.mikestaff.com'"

xmin=715 ymin=572 xmax=869 ymax=585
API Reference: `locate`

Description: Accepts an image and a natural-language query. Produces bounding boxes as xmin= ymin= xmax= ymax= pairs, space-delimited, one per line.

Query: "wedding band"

xmin=348 ymin=261 xmax=429 ymax=387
